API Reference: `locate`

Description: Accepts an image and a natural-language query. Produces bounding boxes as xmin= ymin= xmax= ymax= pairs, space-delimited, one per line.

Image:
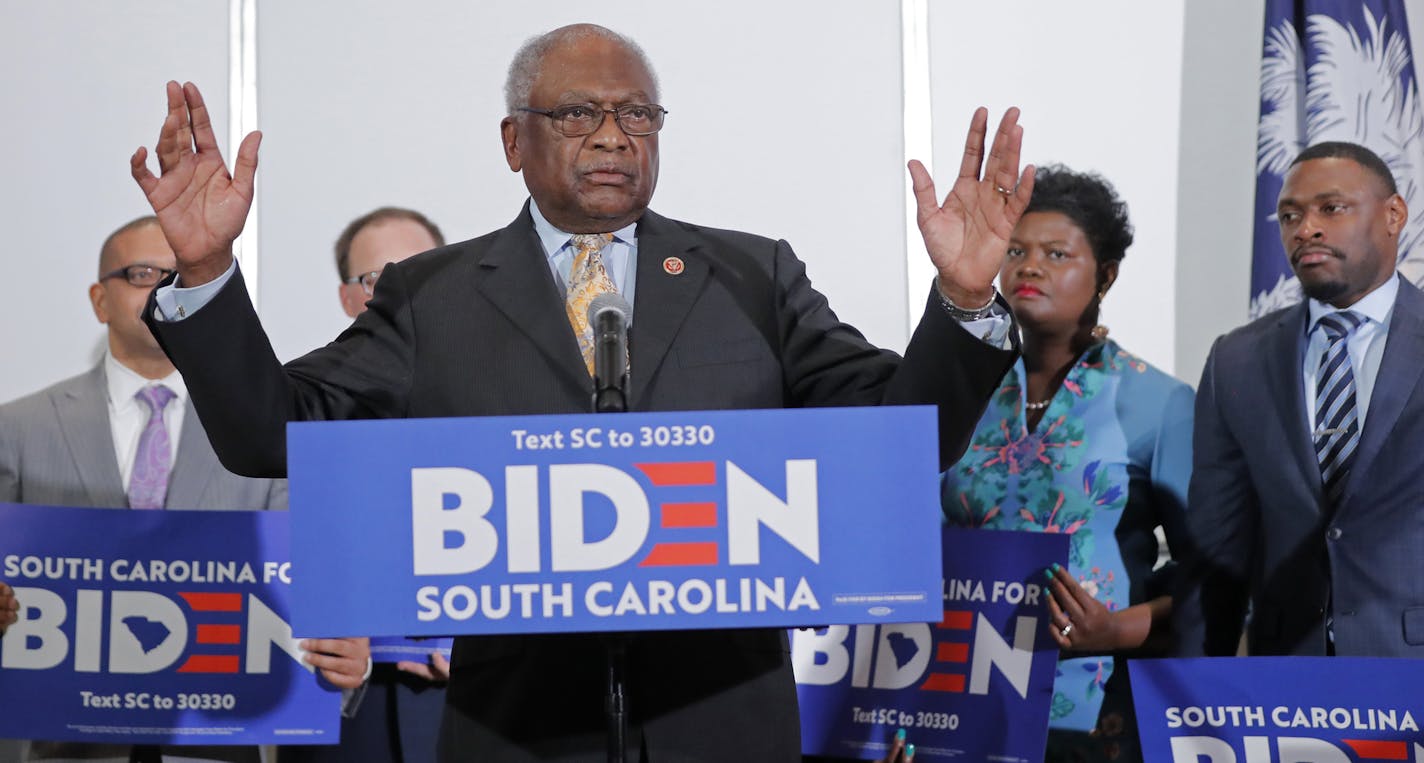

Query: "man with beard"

xmin=1177 ymin=141 xmax=1424 ymax=658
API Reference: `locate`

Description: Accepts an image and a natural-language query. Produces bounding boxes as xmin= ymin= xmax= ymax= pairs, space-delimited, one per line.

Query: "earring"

xmin=1091 ymin=291 xmax=1109 ymax=342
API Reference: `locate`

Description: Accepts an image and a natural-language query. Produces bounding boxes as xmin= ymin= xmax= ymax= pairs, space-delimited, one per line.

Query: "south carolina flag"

xmin=1250 ymin=0 xmax=1424 ymax=318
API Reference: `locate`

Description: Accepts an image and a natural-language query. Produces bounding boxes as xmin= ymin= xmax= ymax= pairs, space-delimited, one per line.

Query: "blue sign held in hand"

xmin=795 ymin=527 xmax=1067 ymax=761
xmin=0 ymin=504 xmax=341 ymax=744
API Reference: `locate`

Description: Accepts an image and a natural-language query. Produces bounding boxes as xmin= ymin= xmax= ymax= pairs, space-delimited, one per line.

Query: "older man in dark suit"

xmin=1177 ymin=141 xmax=1424 ymax=659
xmin=129 ymin=23 xmax=1033 ymax=762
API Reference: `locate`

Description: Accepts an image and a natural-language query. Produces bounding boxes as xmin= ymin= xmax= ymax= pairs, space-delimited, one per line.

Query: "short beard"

xmin=1298 ymin=276 xmax=1349 ymax=304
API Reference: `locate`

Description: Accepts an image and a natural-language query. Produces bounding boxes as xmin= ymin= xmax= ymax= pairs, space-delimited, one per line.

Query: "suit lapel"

xmin=1337 ymin=276 xmax=1424 ymax=509
xmin=1263 ymin=303 xmax=1327 ymax=508
xmin=627 ymin=211 xmax=709 ymax=408
xmin=53 ymin=364 xmax=127 ymax=508
xmin=166 ymin=400 xmax=218 ymax=509
xmin=473 ymin=205 xmax=590 ymax=392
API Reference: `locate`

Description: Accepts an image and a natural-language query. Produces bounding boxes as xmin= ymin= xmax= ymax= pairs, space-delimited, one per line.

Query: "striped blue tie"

xmin=1314 ymin=311 xmax=1365 ymax=505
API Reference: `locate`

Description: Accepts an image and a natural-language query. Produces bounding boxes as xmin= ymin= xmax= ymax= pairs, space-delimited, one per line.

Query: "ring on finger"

xmin=1060 ymin=622 xmax=1074 ymax=637
xmin=994 ymin=184 xmax=1013 ymax=196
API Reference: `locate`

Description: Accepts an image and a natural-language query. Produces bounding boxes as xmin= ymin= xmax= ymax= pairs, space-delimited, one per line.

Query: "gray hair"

xmin=504 ymin=24 xmax=659 ymax=115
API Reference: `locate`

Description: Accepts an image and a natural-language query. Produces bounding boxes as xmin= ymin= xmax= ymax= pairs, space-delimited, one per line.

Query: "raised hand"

xmin=909 ymin=107 xmax=1034 ymax=308
xmin=130 ymin=81 xmax=262 ymax=286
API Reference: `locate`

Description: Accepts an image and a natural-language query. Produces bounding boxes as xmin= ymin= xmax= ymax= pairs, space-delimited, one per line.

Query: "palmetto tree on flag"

xmin=1250 ymin=1 xmax=1424 ymax=318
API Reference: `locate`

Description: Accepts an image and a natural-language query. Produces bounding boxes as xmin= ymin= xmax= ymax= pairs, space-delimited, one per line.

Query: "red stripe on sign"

xmin=179 ymin=592 xmax=242 ymax=611
xmin=937 ymin=610 xmax=973 ymax=630
xmin=661 ymin=502 xmax=718 ymax=528
xmin=635 ymin=462 xmax=716 ymax=486
xmin=639 ymin=542 xmax=719 ymax=567
xmin=1343 ymin=740 xmax=1408 ymax=760
xmin=196 ymin=624 xmax=242 ymax=645
xmin=936 ymin=642 xmax=969 ymax=663
xmin=178 ymin=655 xmax=240 ymax=673
xmin=920 ymin=673 xmax=966 ymax=693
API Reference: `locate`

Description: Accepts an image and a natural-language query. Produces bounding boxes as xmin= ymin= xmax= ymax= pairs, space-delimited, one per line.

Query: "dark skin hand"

xmin=1044 ymin=565 xmax=1170 ymax=654
xmin=0 ymin=583 xmax=17 ymax=635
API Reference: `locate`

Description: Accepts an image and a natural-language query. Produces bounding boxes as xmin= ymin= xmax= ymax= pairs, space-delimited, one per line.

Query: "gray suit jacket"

xmin=0 ymin=362 xmax=286 ymax=763
xmin=1176 ymin=275 xmax=1424 ymax=657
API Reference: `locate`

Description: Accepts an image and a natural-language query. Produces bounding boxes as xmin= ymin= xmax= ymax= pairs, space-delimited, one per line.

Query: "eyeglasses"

xmin=101 ymin=264 xmax=176 ymax=288
xmin=519 ymin=103 xmax=669 ymax=137
xmin=343 ymin=270 xmax=381 ymax=297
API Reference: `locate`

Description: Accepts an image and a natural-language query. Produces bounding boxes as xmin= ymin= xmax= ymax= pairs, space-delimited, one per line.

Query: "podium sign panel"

xmin=794 ymin=527 xmax=1067 ymax=761
xmin=287 ymin=407 xmax=943 ymax=636
xmin=1131 ymin=657 xmax=1424 ymax=762
xmin=0 ymin=504 xmax=341 ymax=744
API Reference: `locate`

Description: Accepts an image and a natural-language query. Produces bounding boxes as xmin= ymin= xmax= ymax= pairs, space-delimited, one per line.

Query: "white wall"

xmin=255 ymin=0 xmax=907 ymax=362
xmin=8 ymin=2 xmax=1424 ymax=402
xmin=1173 ymin=0 xmax=1264 ymax=383
xmin=927 ymin=1 xmax=1187 ymax=376
xmin=0 ymin=0 xmax=229 ymax=403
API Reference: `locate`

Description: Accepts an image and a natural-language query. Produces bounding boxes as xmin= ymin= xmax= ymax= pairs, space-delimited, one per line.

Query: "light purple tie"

xmin=128 ymin=385 xmax=177 ymax=510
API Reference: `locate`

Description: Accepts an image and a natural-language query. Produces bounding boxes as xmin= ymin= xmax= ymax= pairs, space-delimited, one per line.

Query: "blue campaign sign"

xmin=368 ymin=636 xmax=453 ymax=664
xmin=794 ymin=527 xmax=1067 ymax=762
xmin=1131 ymin=657 xmax=1424 ymax=762
xmin=286 ymin=407 xmax=943 ymax=637
xmin=0 ymin=504 xmax=341 ymax=744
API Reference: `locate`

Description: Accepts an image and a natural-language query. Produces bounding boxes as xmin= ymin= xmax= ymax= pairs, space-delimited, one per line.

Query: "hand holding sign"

xmin=0 ymin=582 xmax=17 ymax=634
xmin=301 ymin=637 xmax=371 ymax=690
xmin=876 ymin=729 xmax=915 ymax=763
xmin=397 ymin=651 xmax=451 ymax=683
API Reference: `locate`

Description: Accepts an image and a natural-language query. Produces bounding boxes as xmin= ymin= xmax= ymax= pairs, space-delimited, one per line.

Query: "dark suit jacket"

xmin=0 ymin=362 xmax=286 ymax=763
xmin=1176 ymin=275 xmax=1424 ymax=658
xmin=145 ymin=206 xmax=1017 ymax=762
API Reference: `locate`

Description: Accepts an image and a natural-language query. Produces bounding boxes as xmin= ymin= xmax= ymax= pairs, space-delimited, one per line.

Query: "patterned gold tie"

xmin=565 ymin=233 xmax=618 ymax=376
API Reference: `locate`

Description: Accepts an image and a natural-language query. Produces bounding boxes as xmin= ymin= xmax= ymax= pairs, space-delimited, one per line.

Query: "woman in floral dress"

xmin=940 ymin=166 xmax=1193 ymax=763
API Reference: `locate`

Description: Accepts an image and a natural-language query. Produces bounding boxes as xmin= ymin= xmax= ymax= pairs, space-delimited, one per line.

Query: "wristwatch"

xmin=936 ymin=286 xmax=998 ymax=322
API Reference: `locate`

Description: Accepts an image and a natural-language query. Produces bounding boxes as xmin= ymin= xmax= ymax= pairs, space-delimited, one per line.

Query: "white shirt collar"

xmin=104 ymin=352 xmax=188 ymax=413
xmin=528 ymin=198 xmax=638 ymax=261
xmin=1306 ymin=273 xmax=1399 ymax=333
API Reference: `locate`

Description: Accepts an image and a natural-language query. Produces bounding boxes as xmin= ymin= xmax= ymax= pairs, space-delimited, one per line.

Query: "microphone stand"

xmin=590 ymin=300 xmax=631 ymax=763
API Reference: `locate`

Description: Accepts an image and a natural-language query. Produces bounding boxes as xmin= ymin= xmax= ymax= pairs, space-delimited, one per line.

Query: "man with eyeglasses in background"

xmin=0 ymin=215 xmax=371 ymax=763
xmin=279 ymin=206 xmax=449 ymax=763
xmin=336 ymin=207 xmax=445 ymax=321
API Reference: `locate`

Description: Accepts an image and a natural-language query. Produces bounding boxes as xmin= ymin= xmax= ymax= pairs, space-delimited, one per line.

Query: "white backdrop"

xmin=254 ymin=0 xmax=906 ymax=363
xmin=0 ymin=0 xmax=230 ymax=403
xmin=8 ymin=1 xmax=1424 ymax=403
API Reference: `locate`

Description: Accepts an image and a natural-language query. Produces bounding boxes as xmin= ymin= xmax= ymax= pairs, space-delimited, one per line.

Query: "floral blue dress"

xmin=940 ymin=340 xmax=1193 ymax=758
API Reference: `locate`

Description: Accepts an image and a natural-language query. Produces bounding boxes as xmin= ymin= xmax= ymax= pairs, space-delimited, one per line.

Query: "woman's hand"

xmin=1044 ymin=564 xmax=1121 ymax=653
xmin=876 ymin=728 xmax=915 ymax=763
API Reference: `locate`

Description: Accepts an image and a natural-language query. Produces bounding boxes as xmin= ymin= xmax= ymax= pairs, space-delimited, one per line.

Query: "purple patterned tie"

xmin=128 ymin=385 xmax=177 ymax=510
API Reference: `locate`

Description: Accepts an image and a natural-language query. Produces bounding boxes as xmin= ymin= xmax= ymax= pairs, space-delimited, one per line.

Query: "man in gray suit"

xmin=0 ymin=216 xmax=371 ymax=763
xmin=1177 ymin=141 xmax=1424 ymax=657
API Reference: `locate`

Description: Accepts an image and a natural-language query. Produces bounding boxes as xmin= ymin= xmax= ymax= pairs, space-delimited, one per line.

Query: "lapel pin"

xmin=662 ymin=256 xmax=685 ymax=275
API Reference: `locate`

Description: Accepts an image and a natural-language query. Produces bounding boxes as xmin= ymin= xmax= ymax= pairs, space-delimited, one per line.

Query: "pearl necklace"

xmin=1025 ymin=399 xmax=1052 ymax=412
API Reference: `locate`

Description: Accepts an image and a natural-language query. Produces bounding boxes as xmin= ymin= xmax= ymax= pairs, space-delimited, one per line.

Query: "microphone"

xmin=588 ymin=293 xmax=633 ymax=413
